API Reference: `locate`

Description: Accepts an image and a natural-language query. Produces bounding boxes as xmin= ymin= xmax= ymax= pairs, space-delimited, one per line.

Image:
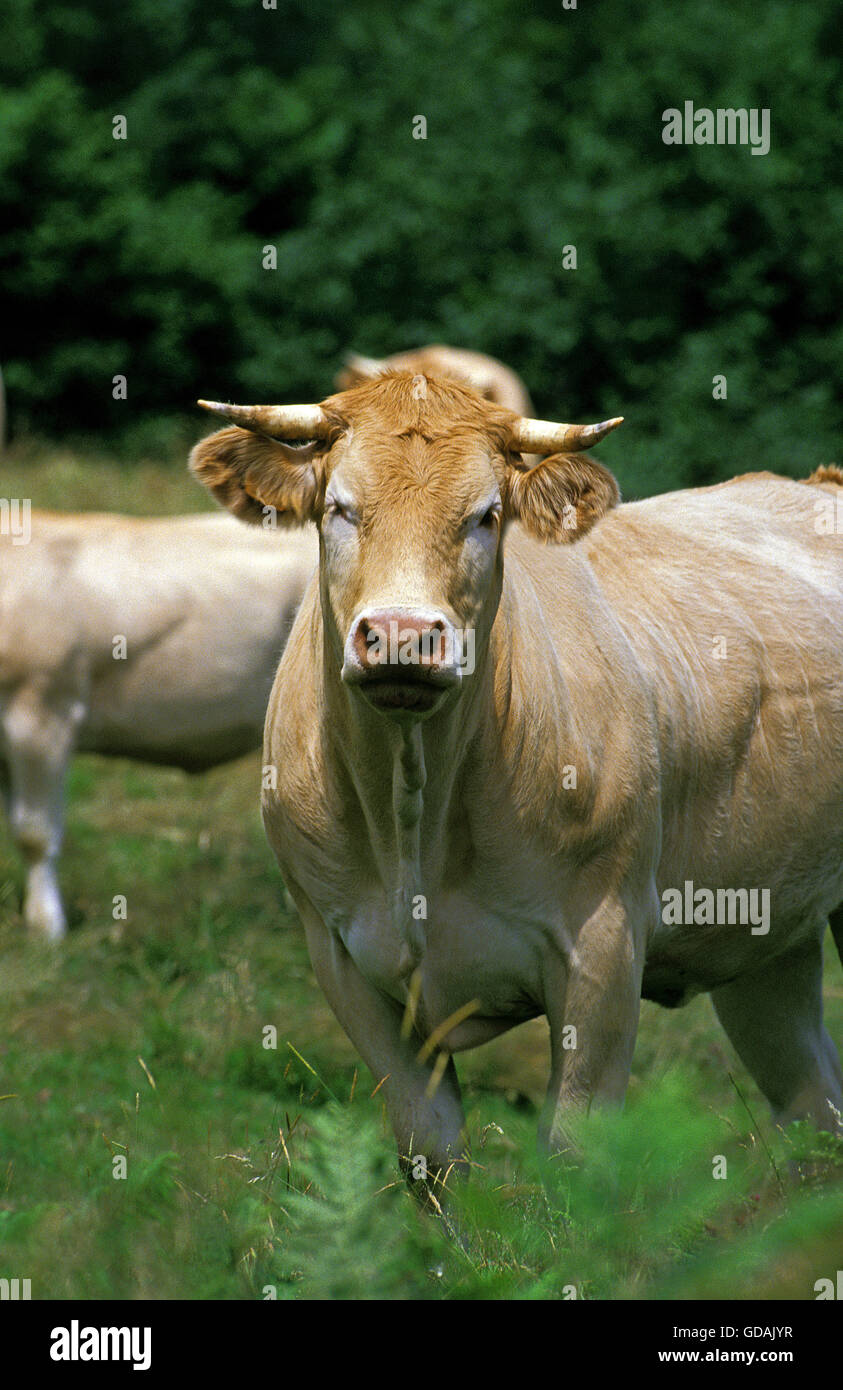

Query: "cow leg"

xmin=289 ymin=885 xmax=468 ymax=1205
xmin=710 ymin=933 xmax=843 ymax=1134
xmin=541 ymin=892 xmax=645 ymax=1155
xmin=1 ymin=685 xmax=81 ymax=940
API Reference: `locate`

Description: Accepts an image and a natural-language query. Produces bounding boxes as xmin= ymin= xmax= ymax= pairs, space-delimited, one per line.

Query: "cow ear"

xmin=504 ymin=452 xmax=620 ymax=542
xmin=189 ymin=427 xmax=326 ymax=527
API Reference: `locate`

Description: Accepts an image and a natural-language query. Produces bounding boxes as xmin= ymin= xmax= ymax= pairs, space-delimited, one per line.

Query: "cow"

xmin=190 ymin=372 xmax=843 ymax=1201
xmin=336 ymin=346 xmax=541 ymax=473
xmin=0 ymin=510 xmax=317 ymax=939
xmin=335 ymin=345 xmax=534 ymax=415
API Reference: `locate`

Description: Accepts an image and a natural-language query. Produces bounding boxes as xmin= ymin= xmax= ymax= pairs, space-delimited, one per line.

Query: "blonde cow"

xmin=191 ymin=372 xmax=843 ymax=1192
xmin=335 ymin=344 xmax=534 ymax=415
xmin=0 ymin=510 xmax=317 ymax=938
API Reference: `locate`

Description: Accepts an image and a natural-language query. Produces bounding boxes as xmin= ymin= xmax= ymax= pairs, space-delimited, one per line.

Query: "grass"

xmin=1 ymin=442 xmax=842 ymax=1300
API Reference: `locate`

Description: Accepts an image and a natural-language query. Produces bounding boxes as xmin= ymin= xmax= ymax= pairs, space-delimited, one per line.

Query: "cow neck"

xmin=391 ymin=723 xmax=426 ymax=959
xmin=321 ymin=634 xmax=490 ymax=962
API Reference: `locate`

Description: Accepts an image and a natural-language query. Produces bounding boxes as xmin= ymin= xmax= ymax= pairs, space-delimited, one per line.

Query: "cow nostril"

xmin=351 ymin=612 xmax=453 ymax=675
xmin=418 ymin=620 xmax=446 ymax=666
xmin=354 ymin=618 xmax=375 ymax=668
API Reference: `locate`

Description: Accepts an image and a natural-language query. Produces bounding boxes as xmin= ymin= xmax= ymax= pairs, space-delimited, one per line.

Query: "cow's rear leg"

xmin=541 ymin=888 xmax=646 ymax=1156
xmin=1 ymin=685 xmax=81 ymax=940
xmin=710 ymin=932 xmax=843 ymax=1136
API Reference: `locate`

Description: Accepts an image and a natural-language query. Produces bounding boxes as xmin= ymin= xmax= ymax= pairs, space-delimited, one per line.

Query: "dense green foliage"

xmin=1 ymin=0 xmax=840 ymax=489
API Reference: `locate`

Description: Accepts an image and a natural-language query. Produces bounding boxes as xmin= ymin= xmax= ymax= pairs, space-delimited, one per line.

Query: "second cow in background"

xmin=335 ymin=344 xmax=534 ymax=415
xmin=0 ymin=510 xmax=317 ymax=939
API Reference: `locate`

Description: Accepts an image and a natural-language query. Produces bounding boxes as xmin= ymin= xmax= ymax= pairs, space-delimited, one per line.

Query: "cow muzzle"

xmin=342 ymin=608 xmax=468 ymax=715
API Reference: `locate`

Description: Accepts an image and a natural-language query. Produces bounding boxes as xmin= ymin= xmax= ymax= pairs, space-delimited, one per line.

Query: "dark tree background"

xmin=1 ymin=0 xmax=840 ymax=495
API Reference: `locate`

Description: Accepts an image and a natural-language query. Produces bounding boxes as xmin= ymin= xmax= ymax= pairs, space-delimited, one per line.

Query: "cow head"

xmin=190 ymin=374 xmax=621 ymax=718
xmin=335 ymin=347 xmax=533 ymax=415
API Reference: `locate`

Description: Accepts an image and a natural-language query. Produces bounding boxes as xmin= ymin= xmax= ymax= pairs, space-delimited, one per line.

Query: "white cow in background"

xmin=0 ymin=509 xmax=317 ymax=939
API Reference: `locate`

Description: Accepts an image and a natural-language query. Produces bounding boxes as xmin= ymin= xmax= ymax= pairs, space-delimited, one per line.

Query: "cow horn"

xmin=513 ymin=416 xmax=624 ymax=455
xmin=197 ymin=401 xmax=330 ymax=439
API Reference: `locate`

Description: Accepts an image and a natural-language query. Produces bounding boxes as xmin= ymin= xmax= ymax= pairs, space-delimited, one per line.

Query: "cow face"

xmin=319 ymin=396 xmax=508 ymax=716
xmin=190 ymin=373 xmax=621 ymax=718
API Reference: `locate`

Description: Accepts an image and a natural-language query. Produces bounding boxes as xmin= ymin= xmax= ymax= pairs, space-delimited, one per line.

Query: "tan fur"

xmin=803 ymin=464 xmax=843 ymax=489
xmin=335 ymin=344 xmax=534 ymax=415
xmin=189 ymin=428 xmax=328 ymax=526
xmin=505 ymin=451 xmax=621 ymax=541
xmin=191 ymin=373 xmax=608 ymax=540
xmin=192 ymin=373 xmax=843 ymax=1182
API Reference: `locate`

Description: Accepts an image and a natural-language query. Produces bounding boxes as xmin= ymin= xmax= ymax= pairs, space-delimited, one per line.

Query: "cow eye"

xmin=463 ymin=505 xmax=500 ymax=536
xmin=325 ymin=499 xmax=357 ymax=526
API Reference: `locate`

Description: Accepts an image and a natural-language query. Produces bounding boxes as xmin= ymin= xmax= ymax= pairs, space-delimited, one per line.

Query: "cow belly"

xmin=645 ymin=678 xmax=843 ymax=1000
xmin=80 ymin=646 xmax=274 ymax=767
xmin=78 ymin=717 xmax=261 ymax=770
xmin=340 ymin=891 xmax=546 ymax=1046
xmin=645 ymin=847 xmax=843 ymax=1006
xmin=82 ymin=688 xmax=267 ymax=768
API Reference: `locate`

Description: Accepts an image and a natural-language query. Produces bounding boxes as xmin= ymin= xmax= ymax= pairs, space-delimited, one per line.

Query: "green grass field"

xmin=1 ymin=444 xmax=842 ymax=1300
